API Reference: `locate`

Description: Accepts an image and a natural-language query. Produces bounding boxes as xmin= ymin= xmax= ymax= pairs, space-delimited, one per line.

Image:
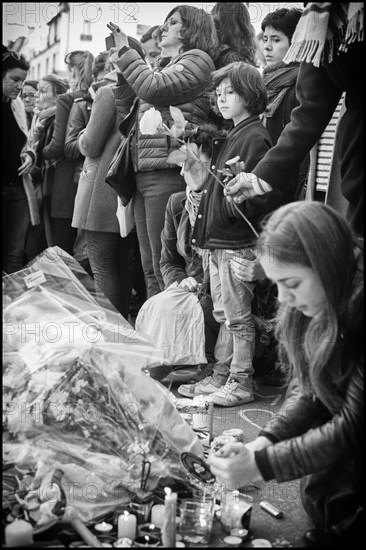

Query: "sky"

xmin=3 ymin=2 xmax=304 ymax=45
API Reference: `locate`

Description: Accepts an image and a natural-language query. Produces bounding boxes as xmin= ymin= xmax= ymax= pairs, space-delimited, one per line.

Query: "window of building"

xmin=45 ymin=58 xmax=49 ymax=75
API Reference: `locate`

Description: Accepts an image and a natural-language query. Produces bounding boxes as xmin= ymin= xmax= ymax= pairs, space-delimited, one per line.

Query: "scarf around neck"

xmin=283 ymin=2 xmax=364 ymax=67
xmin=30 ymin=103 xmax=57 ymax=149
xmin=262 ymin=61 xmax=299 ymax=119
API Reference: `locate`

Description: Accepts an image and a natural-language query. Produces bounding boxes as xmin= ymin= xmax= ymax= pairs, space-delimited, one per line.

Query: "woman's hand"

xmin=18 ymin=152 xmax=33 ymax=177
xmin=207 ymin=442 xmax=264 ymax=490
xmin=179 ymin=277 xmax=200 ymax=292
xmin=106 ymin=22 xmax=129 ymax=50
xmin=230 ymin=254 xmax=265 ymax=282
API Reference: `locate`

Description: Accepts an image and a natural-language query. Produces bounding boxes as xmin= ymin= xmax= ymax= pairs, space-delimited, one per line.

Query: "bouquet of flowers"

xmin=3 ymin=249 xmax=203 ymax=526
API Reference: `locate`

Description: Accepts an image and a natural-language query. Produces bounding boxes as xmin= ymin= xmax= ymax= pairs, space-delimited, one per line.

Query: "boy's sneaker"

xmin=208 ymin=377 xmax=254 ymax=407
xmin=177 ymin=375 xmax=223 ymax=398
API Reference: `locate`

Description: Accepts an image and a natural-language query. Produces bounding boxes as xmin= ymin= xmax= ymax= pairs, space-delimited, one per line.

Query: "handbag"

xmin=105 ymin=97 xmax=139 ymax=206
xmin=116 ymin=194 xmax=135 ymax=238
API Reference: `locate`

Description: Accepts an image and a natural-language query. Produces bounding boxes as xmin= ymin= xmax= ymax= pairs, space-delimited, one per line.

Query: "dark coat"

xmin=42 ymin=92 xmax=81 ymax=219
xmin=160 ymin=191 xmax=205 ymax=288
xmin=192 ymin=116 xmax=289 ymax=250
xmin=253 ymin=41 xmax=363 ymax=235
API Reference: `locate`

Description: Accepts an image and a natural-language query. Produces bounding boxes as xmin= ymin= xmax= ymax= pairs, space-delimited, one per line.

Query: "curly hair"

xmin=164 ymin=5 xmax=218 ymax=60
xmin=64 ymin=50 xmax=94 ymax=91
xmin=211 ymin=3 xmax=257 ymax=65
xmin=211 ymin=61 xmax=268 ymax=116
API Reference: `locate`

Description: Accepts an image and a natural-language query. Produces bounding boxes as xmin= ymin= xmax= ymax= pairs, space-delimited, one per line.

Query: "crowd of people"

xmin=2 ymin=3 xmax=363 ymax=546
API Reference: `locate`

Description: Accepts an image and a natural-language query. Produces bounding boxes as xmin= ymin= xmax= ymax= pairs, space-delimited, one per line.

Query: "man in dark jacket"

xmin=224 ymin=3 xmax=364 ymax=236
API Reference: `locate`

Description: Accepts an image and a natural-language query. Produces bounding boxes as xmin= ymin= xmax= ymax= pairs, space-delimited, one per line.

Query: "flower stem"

xmin=180 ymin=138 xmax=259 ymax=239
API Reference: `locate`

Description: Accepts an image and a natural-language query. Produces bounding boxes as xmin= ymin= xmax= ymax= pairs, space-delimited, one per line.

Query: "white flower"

xmin=139 ymin=107 xmax=163 ymax=135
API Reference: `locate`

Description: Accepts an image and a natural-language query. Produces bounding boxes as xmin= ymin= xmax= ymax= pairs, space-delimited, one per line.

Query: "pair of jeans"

xmin=50 ymin=217 xmax=77 ymax=256
xmin=134 ymin=169 xmax=185 ymax=298
xmin=210 ymin=248 xmax=256 ymax=389
xmin=85 ymin=230 xmax=134 ymax=320
xmin=2 ymin=185 xmax=30 ymax=274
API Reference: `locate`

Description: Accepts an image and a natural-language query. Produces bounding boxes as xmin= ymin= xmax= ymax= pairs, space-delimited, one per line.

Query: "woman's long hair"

xmin=65 ymin=50 xmax=94 ymax=92
xmin=211 ymin=3 xmax=257 ymax=65
xmin=164 ymin=5 xmax=219 ymax=60
xmin=258 ymin=201 xmax=359 ymax=412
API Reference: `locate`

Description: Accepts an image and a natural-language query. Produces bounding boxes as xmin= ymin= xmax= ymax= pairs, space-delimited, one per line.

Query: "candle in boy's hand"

xmin=118 ymin=511 xmax=137 ymax=539
xmin=161 ymin=487 xmax=177 ymax=547
xmin=5 ymin=519 xmax=33 ymax=547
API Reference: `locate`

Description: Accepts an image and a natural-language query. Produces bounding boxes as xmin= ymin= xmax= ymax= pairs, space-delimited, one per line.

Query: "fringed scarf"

xmin=262 ymin=61 xmax=299 ymax=122
xmin=29 ymin=103 xmax=57 ymax=150
xmin=283 ymin=2 xmax=364 ymax=67
xmin=185 ymin=187 xmax=210 ymax=301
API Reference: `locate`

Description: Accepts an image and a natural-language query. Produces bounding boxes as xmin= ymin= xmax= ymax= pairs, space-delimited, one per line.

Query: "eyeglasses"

xmin=21 ymin=93 xmax=36 ymax=99
xmin=162 ymin=17 xmax=183 ymax=29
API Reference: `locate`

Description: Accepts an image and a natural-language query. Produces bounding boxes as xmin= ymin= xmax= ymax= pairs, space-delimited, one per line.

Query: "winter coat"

xmin=72 ymin=83 xmax=136 ymax=232
xmin=8 ymin=97 xmax=40 ymax=225
xmin=253 ymin=41 xmax=363 ymax=235
xmin=115 ymin=48 xmax=215 ymax=172
xmin=42 ymin=92 xmax=82 ymax=219
xmin=160 ymin=191 xmax=205 ymax=288
xmin=192 ymin=116 xmax=290 ymax=250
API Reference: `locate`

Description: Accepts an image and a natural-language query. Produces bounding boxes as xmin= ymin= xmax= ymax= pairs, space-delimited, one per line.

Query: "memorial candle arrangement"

xmin=161 ymin=487 xmax=177 ymax=547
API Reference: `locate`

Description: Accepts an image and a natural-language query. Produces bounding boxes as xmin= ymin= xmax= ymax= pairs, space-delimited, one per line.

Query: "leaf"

xmin=166 ymin=148 xmax=187 ymax=166
xmin=169 ymin=106 xmax=187 ymax=128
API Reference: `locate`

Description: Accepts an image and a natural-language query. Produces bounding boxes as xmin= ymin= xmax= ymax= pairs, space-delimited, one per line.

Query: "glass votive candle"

xmin=220 ymin=491 xmax=253 ymax=534
xmin=129 ymin=501 xmax=152 ymax=525
xmin=132 ymin=534 xmax=160 ymax=547
xmin=137 ymin=523 xmax=161 ymax=539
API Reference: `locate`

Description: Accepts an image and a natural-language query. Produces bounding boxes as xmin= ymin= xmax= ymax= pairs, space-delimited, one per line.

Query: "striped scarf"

xmin=262 ymin=61 xmax=299 ymax=121
xmin=284 ymin=2 xmax=364 ymax=67
xmin=185 ymin=187 xmax=210 ymax=298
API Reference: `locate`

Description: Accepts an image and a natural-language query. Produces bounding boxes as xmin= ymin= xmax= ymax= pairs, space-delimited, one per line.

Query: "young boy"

xmin=178 ymin=61 xmax=290 ymax=406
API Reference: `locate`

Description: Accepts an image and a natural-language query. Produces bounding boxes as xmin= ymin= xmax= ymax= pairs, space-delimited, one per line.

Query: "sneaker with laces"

xmin=177 ymin=375 xmax=223 ymax=398
xmin=208 ymin=377 xmax=254 ymax=406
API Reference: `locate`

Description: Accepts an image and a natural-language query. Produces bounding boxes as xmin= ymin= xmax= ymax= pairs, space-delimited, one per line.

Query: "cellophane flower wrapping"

xmin=3 ymin=247 xmax=203 ymax=524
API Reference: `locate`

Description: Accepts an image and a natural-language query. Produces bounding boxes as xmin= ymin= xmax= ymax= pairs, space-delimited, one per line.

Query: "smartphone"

xmin=105 ymin=34 xmax=115 ymax=50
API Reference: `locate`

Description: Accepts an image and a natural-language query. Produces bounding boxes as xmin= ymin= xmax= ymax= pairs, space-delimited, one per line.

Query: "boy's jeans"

xmin=210 ymin=248 xmax=256 ymax=389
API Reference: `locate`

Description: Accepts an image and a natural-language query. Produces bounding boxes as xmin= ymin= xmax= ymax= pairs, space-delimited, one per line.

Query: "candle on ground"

xmin=5 ymin=519 xmax=33 ymax=547
xmin=118 ymin=511 xmax=137 ymax=540
xmin=161 ymin=487 xmax=177 ymax=547
xmin=94 ymin=521 xmax=113 ymax=533
xmin=150 ymin=504 xmax=164 ymax=528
